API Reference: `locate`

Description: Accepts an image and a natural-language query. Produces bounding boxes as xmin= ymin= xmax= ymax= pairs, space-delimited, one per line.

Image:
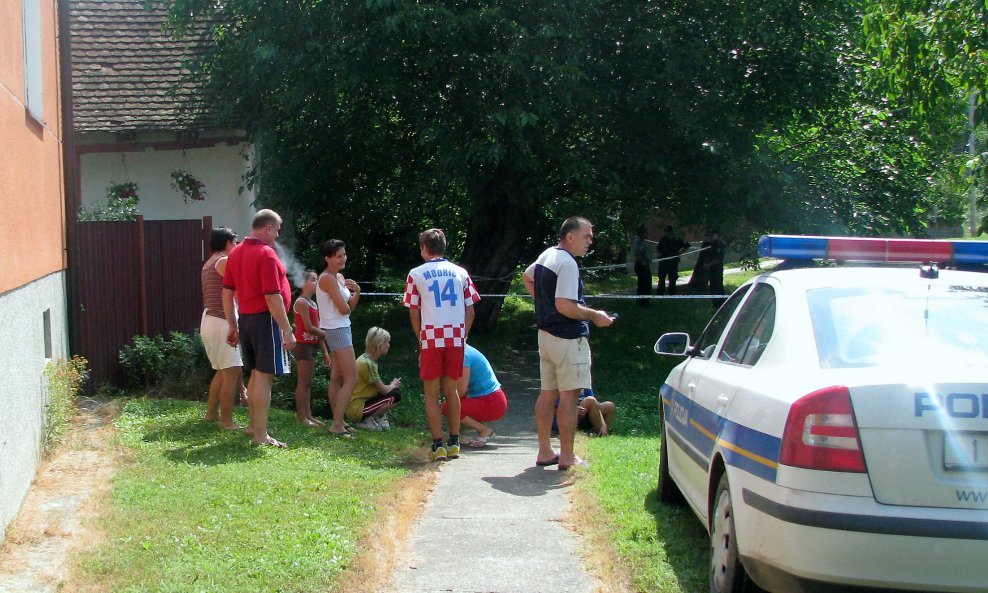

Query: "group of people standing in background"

xmin=634 ymin=224 xmax=726 ymax=307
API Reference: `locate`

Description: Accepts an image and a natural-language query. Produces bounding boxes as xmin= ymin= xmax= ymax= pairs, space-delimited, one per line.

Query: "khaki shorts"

xmin=538 ymin=330 xmax=592 ymax=393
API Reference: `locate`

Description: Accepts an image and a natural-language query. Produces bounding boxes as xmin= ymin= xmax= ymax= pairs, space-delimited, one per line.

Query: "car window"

xmin=693 ymin=285 xmax=751 ymax=359
xmin=720 ymin=284 xmax=775 ymax=366
xmin=808 ymin=283 xmax=988 ymax=369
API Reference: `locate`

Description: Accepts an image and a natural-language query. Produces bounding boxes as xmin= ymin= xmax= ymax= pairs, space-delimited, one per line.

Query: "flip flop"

xmin=559 ymin=458 xmax=589 ymax=471
xmin=328 ymin=429 xmax=353 ymax=439
xmin=468 ymin=431 xmax=496 ymax=448
xmin=252 ymin=436 xmax=287 ymax=448
xmin=536 ymin=454 xmax=560 ymax=467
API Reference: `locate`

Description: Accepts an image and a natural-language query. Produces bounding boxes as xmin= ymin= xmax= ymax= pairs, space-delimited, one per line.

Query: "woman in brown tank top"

xmin=200 ymin=227 xmax=245 ymax=429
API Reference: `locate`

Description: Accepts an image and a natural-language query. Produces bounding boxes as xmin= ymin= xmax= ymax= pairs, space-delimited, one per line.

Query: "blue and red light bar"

xmin=758 ymin=235 xmax=988 ymax=265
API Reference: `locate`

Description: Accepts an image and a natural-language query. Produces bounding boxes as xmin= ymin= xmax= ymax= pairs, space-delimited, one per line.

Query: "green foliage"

xmin=162 ymin=0 xmax=913 ymax=316
xmin=77 ymin=398 xmax=423 ymax=593
xmin=863 ymin=0 xmax=988 ymax=119
xmin=79 ymin=181 xmax=141 ymax=222
xmin=861 ymin=0 xmax=986 ymax=233
xmin=42 ymin=356 xmax=89 ymax=454
xmin=118 ymin=331 xmax=211 ymax=396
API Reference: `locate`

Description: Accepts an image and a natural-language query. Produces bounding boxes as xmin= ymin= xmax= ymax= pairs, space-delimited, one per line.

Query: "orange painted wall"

xmin=0 ymin=0 xmax=65 ymax=294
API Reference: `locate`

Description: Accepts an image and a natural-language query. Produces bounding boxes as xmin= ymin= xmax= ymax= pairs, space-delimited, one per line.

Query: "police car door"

xmin=666 ymin=286 xmax=750 ymax=510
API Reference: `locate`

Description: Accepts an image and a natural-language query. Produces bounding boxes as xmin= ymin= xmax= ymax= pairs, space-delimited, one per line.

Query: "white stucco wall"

xmin=0 ymin=271 xmax=69 ymax=541
xmin=79 ymin=136 xmax=257 ymax=234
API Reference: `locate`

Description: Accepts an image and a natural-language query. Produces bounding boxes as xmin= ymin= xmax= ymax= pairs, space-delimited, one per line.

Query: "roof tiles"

xmin=69 ymin=0 xmax=235 ymax=133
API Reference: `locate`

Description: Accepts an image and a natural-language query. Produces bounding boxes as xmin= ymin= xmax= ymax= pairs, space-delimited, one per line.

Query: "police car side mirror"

xmin=655 ymin=333 xmax=691 ymax=356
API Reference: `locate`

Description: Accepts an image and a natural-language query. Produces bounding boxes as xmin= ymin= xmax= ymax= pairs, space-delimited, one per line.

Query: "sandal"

xmin=252 ymin=436 xmax=288 ymax=448
xmin=468 ymin=431 xmax=495 ymax=448
xmin=328 ymin=428 xmax=353 ymax=439
xmin=536 ymin=454 xmax=560 ymax=467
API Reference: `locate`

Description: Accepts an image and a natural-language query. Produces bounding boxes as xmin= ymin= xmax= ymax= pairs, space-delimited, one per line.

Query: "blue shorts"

xmin=238 ymin=312 xmax=291 ymax=375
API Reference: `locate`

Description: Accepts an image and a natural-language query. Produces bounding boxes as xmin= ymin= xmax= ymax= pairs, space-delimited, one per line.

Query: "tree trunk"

xmin=458 ymin=171 xmax=543 ymax=332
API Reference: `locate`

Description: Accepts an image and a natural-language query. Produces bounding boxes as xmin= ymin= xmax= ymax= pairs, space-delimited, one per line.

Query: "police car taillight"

xmin=780 ymin=386 xmax=866 ymax=473
xmin=758 ymin=234 xmax=988 ymax=264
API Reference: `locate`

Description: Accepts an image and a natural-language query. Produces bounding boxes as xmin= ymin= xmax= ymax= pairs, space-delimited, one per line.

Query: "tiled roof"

xmin=69 ymin=0 xmax=235 ymax=133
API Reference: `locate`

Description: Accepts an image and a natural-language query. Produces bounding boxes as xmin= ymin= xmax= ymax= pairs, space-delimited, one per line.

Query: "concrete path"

xmin=385 ymin=350 xmax=600 ymax=593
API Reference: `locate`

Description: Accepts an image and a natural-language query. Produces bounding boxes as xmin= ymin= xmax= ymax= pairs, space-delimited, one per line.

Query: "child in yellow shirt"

xmin=348 ymin=327 xmax=402 ymax=430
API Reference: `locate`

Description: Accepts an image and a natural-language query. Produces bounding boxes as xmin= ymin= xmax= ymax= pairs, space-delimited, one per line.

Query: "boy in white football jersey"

xmin=403 ymin=228 xmax=481 ymax=461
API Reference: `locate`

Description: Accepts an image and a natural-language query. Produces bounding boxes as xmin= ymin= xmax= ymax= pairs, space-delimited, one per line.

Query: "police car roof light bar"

xmin=757 ymin=235 xmax=988 ymax=264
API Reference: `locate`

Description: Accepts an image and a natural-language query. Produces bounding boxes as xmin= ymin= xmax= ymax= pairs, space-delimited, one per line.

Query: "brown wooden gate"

xmin=71 ymin=216 xmax=211 ymax=384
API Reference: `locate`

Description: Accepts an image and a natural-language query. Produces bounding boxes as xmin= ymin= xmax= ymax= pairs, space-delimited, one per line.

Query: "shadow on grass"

xmin=128 ymin=398 xmax=431 ymax=470
xmin=643 ymin=487 xmax=709 ymax=593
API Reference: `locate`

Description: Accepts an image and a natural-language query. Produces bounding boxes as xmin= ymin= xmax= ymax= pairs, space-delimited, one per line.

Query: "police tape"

xmin=352 ymin=245 xmax=712 ymax=284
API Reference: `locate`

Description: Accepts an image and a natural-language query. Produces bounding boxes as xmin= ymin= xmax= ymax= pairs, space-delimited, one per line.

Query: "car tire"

xmin=709 ymin=473 xmax=761 ymax=593
xmin=657 ymin=418 xmax=685 ymax=504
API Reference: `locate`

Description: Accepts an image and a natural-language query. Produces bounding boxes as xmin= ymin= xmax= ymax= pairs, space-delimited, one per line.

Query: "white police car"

xmin=655 ymin=235 xmax=988 ymax=593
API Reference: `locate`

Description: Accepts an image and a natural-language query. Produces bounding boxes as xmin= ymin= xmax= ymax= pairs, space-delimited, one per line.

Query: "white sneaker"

xmin=358 ymin=417 xmax=381 ymax=431
xmin=377 ymin=415 xmax=390 ymax=430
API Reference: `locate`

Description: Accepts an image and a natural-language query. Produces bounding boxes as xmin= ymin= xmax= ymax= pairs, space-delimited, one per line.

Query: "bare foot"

xmin=297 ymin=417 xmax=322 ymax=427
xmin=203 ymin=414 xmax=218 ymax=422
xmin=219 ymin=422 xmax=243 ymax=431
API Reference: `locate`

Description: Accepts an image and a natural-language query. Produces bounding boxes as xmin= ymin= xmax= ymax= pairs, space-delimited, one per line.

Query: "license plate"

xmin=944 ymin=432 xmax=988 ymax=470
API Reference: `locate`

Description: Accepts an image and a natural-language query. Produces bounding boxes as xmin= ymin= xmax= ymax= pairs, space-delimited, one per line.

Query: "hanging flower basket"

xmin=170 ymin=170 xmax=206 ymax=203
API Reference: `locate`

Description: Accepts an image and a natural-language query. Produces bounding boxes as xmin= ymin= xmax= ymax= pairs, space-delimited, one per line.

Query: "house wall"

xmin=0 ymin=0 xmax=68 ymax=541
xmin=78 ymin=133 xmax=256 ymax=234
xmin=0 ymin=0 xmax=67 ymax=295
xmin=0 ymin=272 xmax=69 ymax=541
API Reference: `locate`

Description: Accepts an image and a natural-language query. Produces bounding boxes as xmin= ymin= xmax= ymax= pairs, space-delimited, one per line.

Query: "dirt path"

xmin=0 ymin=399 xmax=122 ymax=593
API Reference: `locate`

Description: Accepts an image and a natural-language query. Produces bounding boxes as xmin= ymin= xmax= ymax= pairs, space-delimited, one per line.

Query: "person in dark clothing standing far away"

xmin=223 ymin=209 xmax=295 ymax=448
xmin=655 ymin=225 xmax=690 ymax=296
xmin=523 ymin=216 xmax=614 ymax=471
xmin=703 ymin=229 xmax=727 ymax=308
xmin=632 ymin=225 xmax=652 ymax=306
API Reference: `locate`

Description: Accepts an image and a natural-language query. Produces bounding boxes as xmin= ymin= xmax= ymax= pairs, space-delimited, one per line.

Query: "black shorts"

xmin=294 ymin=342 xmax=320 ymax=362
xmin=238 ymin=312 xmax=291 ymax=375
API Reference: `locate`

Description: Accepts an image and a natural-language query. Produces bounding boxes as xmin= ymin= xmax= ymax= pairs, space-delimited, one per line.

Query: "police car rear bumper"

xmin=736 ymin=487 xmax=988 ymax=592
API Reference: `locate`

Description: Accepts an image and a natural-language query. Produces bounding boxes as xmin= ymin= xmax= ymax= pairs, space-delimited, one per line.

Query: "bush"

xmin=119 ymin=331 xmax=211 ymax=397
xmin=43 ymin=356 xmax=89 ymax=454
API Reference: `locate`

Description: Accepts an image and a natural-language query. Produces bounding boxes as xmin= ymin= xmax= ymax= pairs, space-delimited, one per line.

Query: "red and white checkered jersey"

xmin=403 ymin=258 xmax=481 ymax=349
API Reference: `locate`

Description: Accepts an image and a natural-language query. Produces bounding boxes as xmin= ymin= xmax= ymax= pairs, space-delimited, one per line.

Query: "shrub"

xmin=118 ymin=331 xmax=211 ymax=397
xmin=78 ymin=181 xmax=141 ymax=221
xmin=43 ymin=356 xmax=89 ymax=454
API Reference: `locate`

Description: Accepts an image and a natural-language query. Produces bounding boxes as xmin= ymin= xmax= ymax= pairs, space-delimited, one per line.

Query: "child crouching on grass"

xmin=348 ymin=327 xmax=402 ymax=430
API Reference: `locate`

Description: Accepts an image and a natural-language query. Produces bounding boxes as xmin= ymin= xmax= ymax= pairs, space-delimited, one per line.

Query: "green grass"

xmin=77 ymin=399 xmax=424 ymax=593
xmin=566 ymin=268 xmax=758 ymax=593
xmin=81 ymin=266 xmax=758 ymax=593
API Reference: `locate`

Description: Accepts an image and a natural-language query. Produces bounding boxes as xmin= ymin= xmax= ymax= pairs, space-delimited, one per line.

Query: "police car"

xmin=654 ymin=235 xmax=988 ymax=593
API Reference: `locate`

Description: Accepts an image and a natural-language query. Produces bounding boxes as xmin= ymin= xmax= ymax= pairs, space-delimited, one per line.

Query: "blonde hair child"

xmin=347 ymin=327 xmax=402 ymax=430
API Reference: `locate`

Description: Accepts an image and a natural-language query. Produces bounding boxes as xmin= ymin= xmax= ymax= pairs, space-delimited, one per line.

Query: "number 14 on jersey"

xmin=427 ymin=279 xmax=459 ymax=308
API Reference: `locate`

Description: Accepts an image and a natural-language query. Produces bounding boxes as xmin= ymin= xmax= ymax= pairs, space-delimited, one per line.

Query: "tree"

xmin=165 ymin=0 xmax=955 ymax=327
xmin=862 ymin=0 xmax=988 ymax=232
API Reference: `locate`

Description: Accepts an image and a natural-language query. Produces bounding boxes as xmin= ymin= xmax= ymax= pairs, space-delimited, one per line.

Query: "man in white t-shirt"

xmin=523 ymin=217 xmax=614 ymax=470
xmin=403 ymin=228 xmax=481 ymax=461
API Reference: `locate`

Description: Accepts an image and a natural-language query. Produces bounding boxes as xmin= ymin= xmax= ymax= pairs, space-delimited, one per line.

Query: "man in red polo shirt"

xmin=223 ymin=209 xmax=295 ymax=447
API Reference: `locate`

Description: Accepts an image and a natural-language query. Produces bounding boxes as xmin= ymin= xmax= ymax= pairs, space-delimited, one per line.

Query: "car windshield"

xmin=808 ymin=283 xmax=988 ymax=369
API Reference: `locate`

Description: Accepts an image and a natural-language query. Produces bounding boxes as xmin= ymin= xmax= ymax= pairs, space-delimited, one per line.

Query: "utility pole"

xmin=969 ymin=92 xmax=978 ymax=237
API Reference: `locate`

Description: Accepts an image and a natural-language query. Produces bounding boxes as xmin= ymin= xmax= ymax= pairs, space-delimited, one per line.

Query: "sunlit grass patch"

xmin=576 ymin=435 xmax=707 ymax=593
xmin=76 ymin=399 xmax=425 ymax=593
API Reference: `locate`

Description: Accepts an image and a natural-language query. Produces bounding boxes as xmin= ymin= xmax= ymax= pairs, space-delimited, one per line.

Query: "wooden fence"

xmin=70 ymin=216 xmax=212 ymax=385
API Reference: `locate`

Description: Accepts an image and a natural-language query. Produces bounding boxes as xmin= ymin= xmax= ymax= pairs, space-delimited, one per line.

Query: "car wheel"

xmin=709 ymin=473 xmax=760 ymax=593
xmin=657 ymin=418 xmax=685 ymax=504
